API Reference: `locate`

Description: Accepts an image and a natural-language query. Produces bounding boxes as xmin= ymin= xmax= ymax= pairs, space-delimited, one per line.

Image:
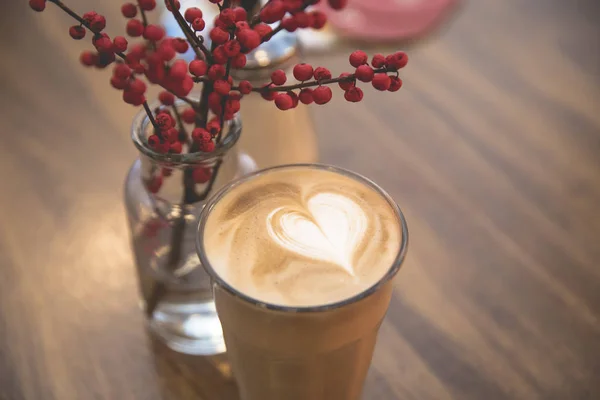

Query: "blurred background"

xmin=1 ymin=0 xmax=599 ymax=399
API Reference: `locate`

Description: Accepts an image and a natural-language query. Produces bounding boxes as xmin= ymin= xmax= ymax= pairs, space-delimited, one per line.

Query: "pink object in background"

xmin=319 ymin=0 xmax=460 ymax=40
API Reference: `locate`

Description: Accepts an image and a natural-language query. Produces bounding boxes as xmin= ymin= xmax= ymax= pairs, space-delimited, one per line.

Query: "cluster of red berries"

xmin=259 ymin=0 xmax=327 ymax=32
xmin=233 ymin=49 xmax=407 ymax=110
xmin=342 ymin=50 xmax=406 ymax=97
xmin=110 ymin=62 xmax=147 ymax=106
xmin=30 ymin=0 xmax=408 ymax=196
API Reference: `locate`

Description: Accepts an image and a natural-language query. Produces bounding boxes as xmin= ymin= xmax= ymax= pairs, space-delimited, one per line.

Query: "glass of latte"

xmin=196 ymin=164 xmax=408 ymax=400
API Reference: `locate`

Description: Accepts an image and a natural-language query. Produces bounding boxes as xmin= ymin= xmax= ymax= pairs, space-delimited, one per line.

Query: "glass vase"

xmin=125 ymin=102 xmax=255 ymax=355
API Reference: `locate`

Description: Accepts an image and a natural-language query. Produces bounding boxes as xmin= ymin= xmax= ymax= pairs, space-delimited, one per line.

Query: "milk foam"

xmin=202 ymin=167 xmax=402 ymax=307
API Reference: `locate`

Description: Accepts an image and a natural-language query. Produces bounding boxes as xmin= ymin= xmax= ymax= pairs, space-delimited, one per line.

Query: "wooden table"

xmin=1 ymin=1 xmax=599 ymax=399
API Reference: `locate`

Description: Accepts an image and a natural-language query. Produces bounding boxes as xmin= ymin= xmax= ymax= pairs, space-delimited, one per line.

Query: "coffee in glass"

xmin=196 ymin=164 xmax=408 ymax=400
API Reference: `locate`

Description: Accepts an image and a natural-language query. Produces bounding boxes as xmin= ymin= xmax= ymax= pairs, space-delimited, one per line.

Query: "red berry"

xmin=121 ymin=3 xmax=137 ymax=18
xmin=344 ymin=86 xmax=363 ymax=102
xmin=156 ymin=113 xmax=173 ymax=130
xmin=170 ymin=141 xmax=182 ymax=153
xmin=235 ymin=21 xmax=250 ymax=34
xmin=208 ymin=64 xmax=226 ymax=80
xmin=189 ymin=59 xmax=208 ymax=76
xmin=126 ymin=19 xmax=144 ymax=37
xmin=147 ymin=175 xmax=163 ymax=193
xmin=206 ymin=119 xmax=221 ymax=136
xmin=212 ymin=46 xmax=228 ymax=64
xmin=144 ymin=25 xmax=165 ymax=41
xmin=254 ymin=23 xmax=273 ymax=39
xmin=271 ymin=69 xmax=287 ymax=86
xmin=338 ymin=72 xmax=354 ymax=90
xmin=175 ymin=75 xmax=194 ymax=96
xmin=260 ymin=84 xmax=276 ymax=101
xmin=310 ymin=11 xmax=327 ymax=29
xmin=158 ymin=40 xmax=176 ymax=61
xmin=210 ymin=27 xmax=229 ymax=44
xmin=281 ymin=17 xmax=298 ymax=32
xmin=288 ymin=91 xmax=299 ymax=108
xmin=181 ymin=108 xmax=196 ymax=123
xmin=223 ymin=40 xmax=241 ymax=58
xmin=231 ymin=53 xmax=247 ymax=68
xmin=29 ymin=0 xmax=46 ymax=12
xmin=214 ymin=80 xmax=231 ymax=96
xmin=159 ymin=91 xmax=175 ymax=105
xmin=128 ymin=79 xmax=147 ymax=95
xmin=164 ymin=127 xmax=179 ymax=143
xmin=313 ymin=86 xmax=332 ymax=105
xmin=193 ymin=167 xmax=212 ymax=183
xmin=129 ymin=43 xmax=147 ymax=59
xmin=355 ymin=65 xmax=374 ymax=82
xmin=69 ymin=25 xmax=86 ymax=40
xmin=123 ymin=90 xmax=145 ymax=105
xmin=388 ymin=76 xmax=403 ymax=92
xmin=82 ymin=11 xmax=98 ymax=25
xmin=93 ymin=36 xmax=113 ymax=53
xmin=293 ymin=63 xmax=313 ymax=81
xmin=90 ymin=15 xmax=106 ymax=31
xmin=164 ymin=0 xmax=180 ymax=11
xmin=385 ymin=51 xmax=408 ymax=70
xmin=226 ymin=6 xmax=244 ymax=22
xmin=200 ymin=140 xmax=216 ymax=153
xmin=313 ymin=67 xmax=331 ymax=81
xmin=260 ymin=0 xmax=286 ymax=24
xmin=274 ymin=94 xmax=293 ymax=110
xmin=372 ymin=74 xmax=391 ymax=91
xmin=225 ymin=98 xmax=241 ymax=114
xmin=146 ymin=63 xmax=165 ymax=83
xmin=172 ymin=38 xmax=189 ymax=53
xmin=294 ymin=12 xmax=311 ymax=29
xmin=349 ymin=50 xmax=368 ymax=68
xmin=159 ymin=141 xmax=171 ymax=154
xmin=170 ymin=59 xmax=188 ymax=80
xmin=219 ymin=8 xmax=236 ymax=25
xmin=238 ymin=80 xmax=252 ymax=95
xmin=284 ymin=0 xmax=303 ymax=11
xmin=327 ymin=0 xmax=348 ymax=10
xmin=113 ymin=36 xmax=128 ymax=52
xmin=184 ymin=7 xmax=203 ymax=23
xmin=371 ymin=53 xmax=385 ymax=69
xmin=139 ymin=0 xmax=156 ymax=11
xmin=192 ymin=128 xmax=212 ymax=143
xmin=80 ymin=51 xmax=97 ymax=67
xmin=110 ymin=76 xmax=129 ymax=90
xmin=113 ymin=63 xmax=132 ymax=79
xmin=299 ymin=89 xmax=314 ymax=105
xmin=148 ymin=134 xmax=160 ymax=149
xmin=192 ymin=18 xmax=206 ymax=31
xmin=237 ymin=29 xmax=260 ymax=51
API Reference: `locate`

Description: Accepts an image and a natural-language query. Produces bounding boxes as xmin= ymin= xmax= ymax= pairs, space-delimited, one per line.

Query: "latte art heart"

xmin=266 ymin=193 xmax=368 ymax=275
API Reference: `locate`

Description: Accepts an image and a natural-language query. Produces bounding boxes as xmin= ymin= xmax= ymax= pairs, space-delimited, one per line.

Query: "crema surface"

xmin=202 ymin=166 xmax=402 ymax=307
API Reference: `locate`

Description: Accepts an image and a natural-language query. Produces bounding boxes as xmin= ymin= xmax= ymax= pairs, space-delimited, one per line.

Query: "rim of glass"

xmin=196 ymin=163 xmax=409 ymax=313
xmin=131 ymin=98 xmax=242 ymax=166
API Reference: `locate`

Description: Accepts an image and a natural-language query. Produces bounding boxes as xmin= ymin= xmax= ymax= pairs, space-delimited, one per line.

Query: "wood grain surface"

xmin=1 ymin=0 xmax=600 ymax=399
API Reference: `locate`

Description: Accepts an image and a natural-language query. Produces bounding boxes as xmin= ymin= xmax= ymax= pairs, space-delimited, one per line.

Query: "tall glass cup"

xmin=196 ymin=164 xmax=409 ymax=400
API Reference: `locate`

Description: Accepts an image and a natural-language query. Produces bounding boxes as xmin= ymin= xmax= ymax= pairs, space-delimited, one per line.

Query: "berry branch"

xmin=236 ymin=67 xmax=396 ymax=93
xmin=166 ymin=0 xmax=212 ymax=63
xmin=136 ymin=0 xmax=156 ymax=50
xmin=29 ymin=0 xmax=408 ymax=319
